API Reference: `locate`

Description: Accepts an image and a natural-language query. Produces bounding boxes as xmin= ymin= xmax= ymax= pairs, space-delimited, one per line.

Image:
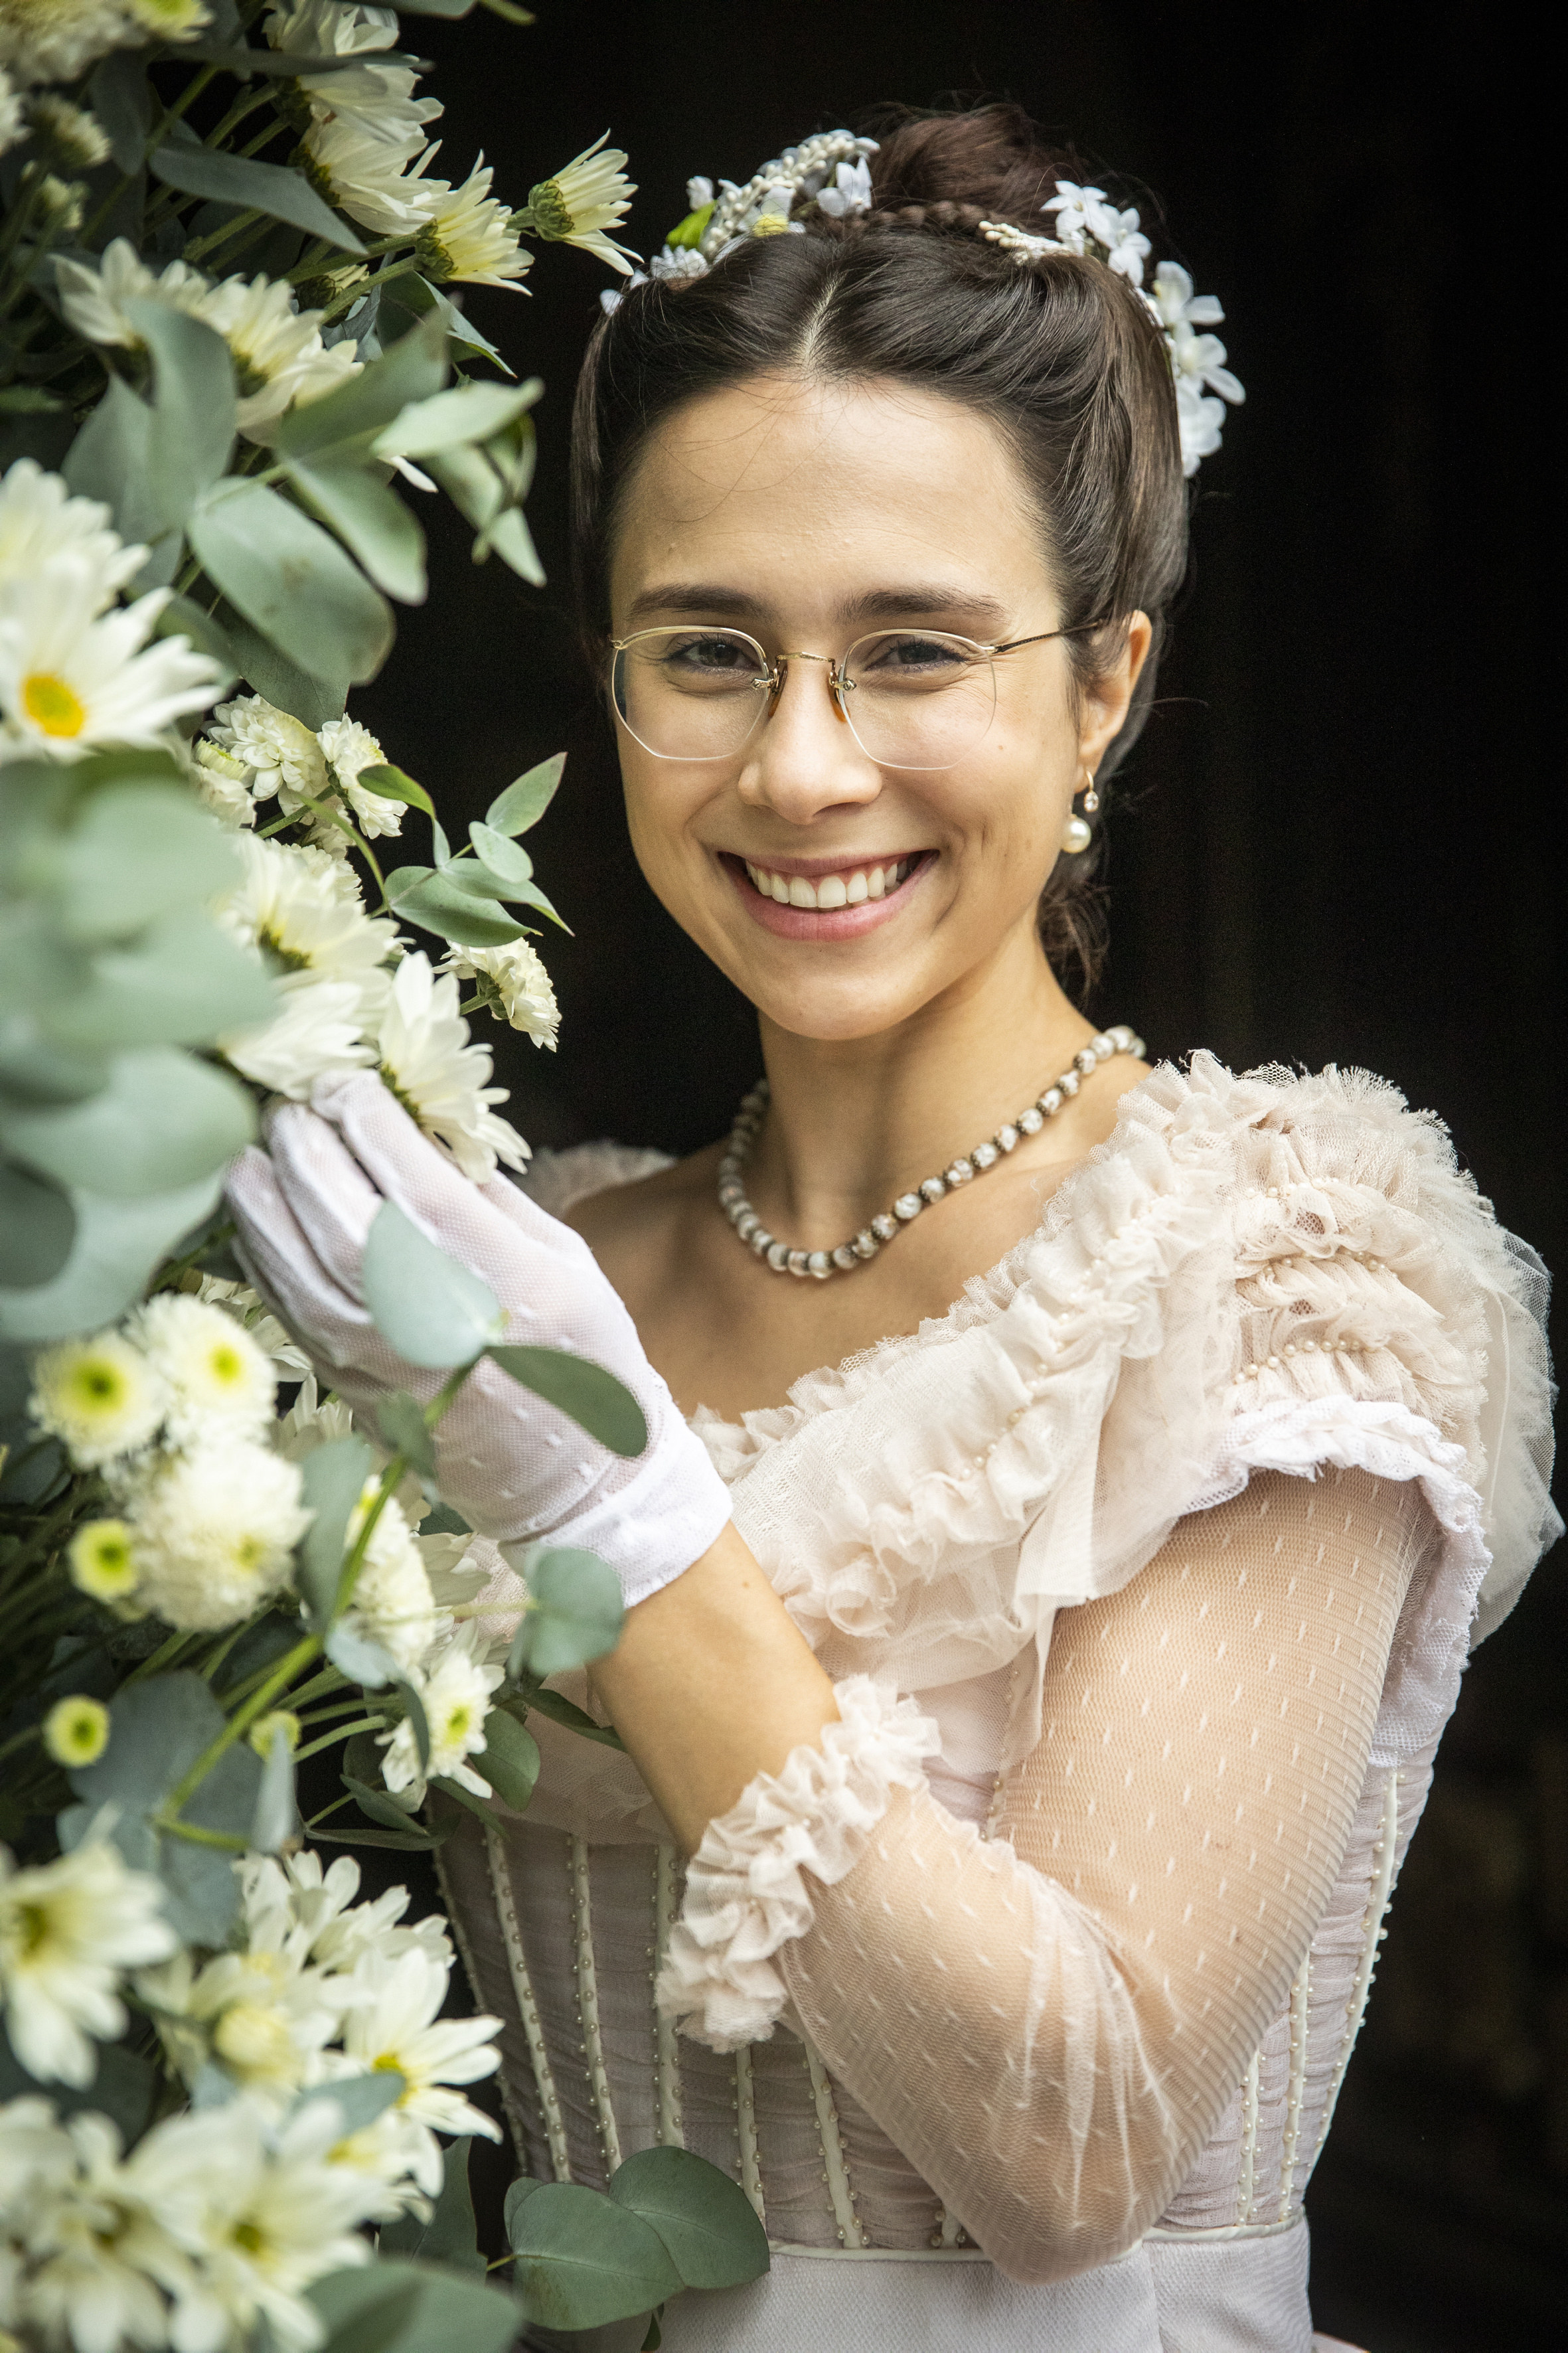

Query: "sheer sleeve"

xmin=660 ymin=1466 xmax=1429 ymax=2283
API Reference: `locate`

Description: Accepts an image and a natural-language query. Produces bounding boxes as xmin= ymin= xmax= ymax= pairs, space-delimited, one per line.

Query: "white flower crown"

xmin=603 ymin=131 xmax=1243 ymax=479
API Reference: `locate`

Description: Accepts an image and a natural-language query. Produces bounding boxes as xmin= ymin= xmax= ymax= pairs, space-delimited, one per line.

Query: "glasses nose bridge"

xmin=767 ymin=647 xmax=852 ymax=729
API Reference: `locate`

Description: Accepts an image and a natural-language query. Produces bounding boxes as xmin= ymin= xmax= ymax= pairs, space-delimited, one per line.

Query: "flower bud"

xmin=43 ymin=1695 xmax=111 ymax=1768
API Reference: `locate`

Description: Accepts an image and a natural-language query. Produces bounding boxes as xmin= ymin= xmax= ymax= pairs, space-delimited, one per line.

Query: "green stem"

xmin=321 ymin=258 xmax=417 ymax=325
xmin=287 ymin=233 xmax=409 ymax=286
xmin=307 ymin=1791 xmax=354 ymax=1828
xmin=330 ymin=1455 xmax=406 ymax=1621
xmin=265 ymin=1662 xmax=346 ymax=1711
xmin=182 ymin=206 xmax=266 ymax=268
xmin=199 ymin=1625 xmax=248 ymax=1684
xmin=151 ymin=1815 xmax=248 ymax=1852
xmin=203 ymin=86 xmax=278 ymax=153
xmin=162 ymin=1630 xmax=320 ymax=1816
xmin=0 ymin=1724 xmax=42 ymax=1764
xmin=293 ymin=1716 xmax=385 ymax=1763
xmin=124 ymin=1628 xmax=199 ymax=1684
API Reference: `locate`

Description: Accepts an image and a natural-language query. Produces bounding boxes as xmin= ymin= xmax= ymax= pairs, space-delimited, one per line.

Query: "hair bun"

xmin=862 ymin=104 xmax=1070 ymax=236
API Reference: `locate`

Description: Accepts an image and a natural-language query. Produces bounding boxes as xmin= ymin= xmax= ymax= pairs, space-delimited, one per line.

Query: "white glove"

xmin=224 ymin=1072 xmax=732 ymax=1608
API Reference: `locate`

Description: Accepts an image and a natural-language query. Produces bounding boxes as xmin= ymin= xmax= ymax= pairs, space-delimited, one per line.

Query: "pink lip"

xmin=722 ymin=851 xmax=933 ymax=940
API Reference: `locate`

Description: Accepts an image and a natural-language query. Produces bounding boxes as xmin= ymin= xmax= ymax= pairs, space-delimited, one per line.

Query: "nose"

xmin=735 ymin=654 xmax=884 ymax=825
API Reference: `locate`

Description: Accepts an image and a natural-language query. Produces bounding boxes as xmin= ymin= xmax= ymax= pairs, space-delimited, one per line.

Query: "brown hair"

xmin=570 ymin=104 xmax=1190 ymax=995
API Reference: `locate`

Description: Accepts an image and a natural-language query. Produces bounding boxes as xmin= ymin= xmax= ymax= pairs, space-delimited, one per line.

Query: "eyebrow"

xmin=623 ymin=582 xmax=1012 ymax=630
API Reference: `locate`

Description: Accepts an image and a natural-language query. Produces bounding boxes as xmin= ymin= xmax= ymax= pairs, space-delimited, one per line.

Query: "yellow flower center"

xmin=21 ymin=672 xmax=87 ymax=738
xmin=231 ymin=2220 xmax=266 ymax=2256
xmin=17 ymin=1901 xmax=51 ymax=1958
xmin=443 ymin=1704 xmax=475 ymax=1744
xmin=69 ymin=1360 xmax=128 ymax=1413
xmin=208 ymin=1342 xmax=244 ymax=1386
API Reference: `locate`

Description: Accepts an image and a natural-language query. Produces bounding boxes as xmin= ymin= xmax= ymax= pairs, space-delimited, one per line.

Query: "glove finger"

xmin=477 ymin=1166 xmax=601 ymax=1269
xmin=263 ymin=1099 xmax=386 ymax=1298
xmin=226 ymin=1147 xmax=365 ymax=1373
xmin=317 ymin=1068 xmax=565 ymax=1287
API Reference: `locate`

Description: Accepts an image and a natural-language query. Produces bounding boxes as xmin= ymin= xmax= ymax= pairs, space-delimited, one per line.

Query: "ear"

xmin=1076 ymin=612 xmax=1153 ymax=774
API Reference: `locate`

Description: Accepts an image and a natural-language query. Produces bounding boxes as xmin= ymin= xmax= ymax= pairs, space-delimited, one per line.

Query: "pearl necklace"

xmin=717 ymin=1023 xmax=1145 ymax=1279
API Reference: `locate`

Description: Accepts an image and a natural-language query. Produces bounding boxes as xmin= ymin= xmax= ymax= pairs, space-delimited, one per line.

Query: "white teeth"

xmin=744 ymin=855 xmax=916 ymax=910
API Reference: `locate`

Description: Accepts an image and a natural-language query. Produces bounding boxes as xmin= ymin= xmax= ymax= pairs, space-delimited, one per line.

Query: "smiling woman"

xmin=229 ymin=102 xmax=1559 ymax=2353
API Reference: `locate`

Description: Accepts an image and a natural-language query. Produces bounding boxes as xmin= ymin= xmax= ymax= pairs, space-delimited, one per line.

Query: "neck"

xmin=749 ymin=924 xmax=1095 ymax=1240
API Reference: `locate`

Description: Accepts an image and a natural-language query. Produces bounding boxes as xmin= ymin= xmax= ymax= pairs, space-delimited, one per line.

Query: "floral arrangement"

xmin=1 ymin=8 xmax=766 ymax=2350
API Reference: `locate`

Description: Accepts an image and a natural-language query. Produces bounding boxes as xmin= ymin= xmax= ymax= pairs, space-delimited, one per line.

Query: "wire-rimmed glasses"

xmin=608 ymin=620 xmax=1108 ymax=773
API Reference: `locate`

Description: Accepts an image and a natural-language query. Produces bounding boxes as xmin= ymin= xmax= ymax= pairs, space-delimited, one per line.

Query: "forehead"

xmin=608 ymin=372 xmax=1052 ymax=617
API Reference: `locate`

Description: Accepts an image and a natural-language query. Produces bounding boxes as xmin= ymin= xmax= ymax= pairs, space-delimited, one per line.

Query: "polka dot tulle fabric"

xmin=445 ymin=1055 xmax=1557 ymax=2350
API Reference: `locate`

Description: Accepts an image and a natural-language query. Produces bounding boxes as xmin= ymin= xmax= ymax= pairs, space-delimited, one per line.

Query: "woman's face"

xmin=607 ymin=372 xmax=1148 ymax=1043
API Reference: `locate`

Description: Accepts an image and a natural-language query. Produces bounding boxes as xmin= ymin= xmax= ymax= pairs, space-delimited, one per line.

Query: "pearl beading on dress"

xmin=716 ymin=1025 xmax=1145 ymax=1279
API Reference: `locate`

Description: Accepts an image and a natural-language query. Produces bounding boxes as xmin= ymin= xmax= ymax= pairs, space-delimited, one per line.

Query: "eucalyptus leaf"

xmin=312 ymin=1821 xmax=451 ymax=1852
xmin=426 ymin=446 xmax=545 ymax=584
xmin=428 ymin=1775 xmax=502 ymax=1832
xmin=355 ymin=765 xmax=433 ymax=817
xmin=0 ymin=1161 xmax=76 ymax=1289
xmin=53 ymin=783 xmax=239 ymax=941
xmin=487 ymin=1344 xmax=647 ymax=1456
xmin=467 ymin=823 xmax=532 ymax=883
xmin=42 ymin=916 xmax=275 ymax=1053
xmin=375 ymin=1390 xmax=436 ymax=1481
xmin=0 ymin=1169 xmax=224 ymax=1345
xmin=153 ymin=595 xmax=240 ymax=688
xmin=250 ymin=1724 xmax=297 ymax=1854
xmin=378 ymin=2141 xmax=482 ymax=2270
xmin=295 ymin=1436 xmax=374 ymax=1627
xmin=372 ymin=379 xmax=538 ymax=460
xmin=0 ymin=2029 xmax=155 ymax=2143
xmin=127 ymin=299 xmax=236 ymax=527
xmin=149 ymin=144 xmax=366 ymax=255
xmin=484 ymin=752 xmax=564 ymax=837
xmin=293 ymin=2070 xmax=406 ymax=2139
xmin=503 ymin=1547 xmax=624 ymax=1680
xmin=88 ymin=48 xmax=154 ymax=174
xmin=62 ymin=379 xmax=168 ymax=582
xmin=285 ymin=457 xmax=428 ymax=604
xmin=190 ymin=478 xmax=393 ymax=688
xmin=361 ymin=1200 xmax=503 ymax=1368
xmin=324 ymin=1623 xmax=399 ymax=1688
xmin=0 ymin=1048 xmax=255 ymax=1201
xmin=274 ymin=317 xmax=447 ymax=461
xmin=343 ymin=1773 xmax=421 ymax=1834
xmin=609 ymin=2146 xmax=769 ymax=2291
xmin=378 ymin=275 xmax=515 ymax=377
xmin=501 ymin=1684 xmax=625 ymax=1752
xmin=503 ymin=2176 xmax=546 ymax=2237
xmin=309 ymin=2259 xmax=518 ymax=2353
xmin=394 ymin=1677 xmax=431 ymax=1773
xmin=390 ymin=880 xmax=531 ymax=948
xmin=418 ymin=1499 xmax=469 ymax=1536
xmin=509 ymin=2182 xmax=680 ymax=2333
xmin=472 ymin=1705 xmax=539 ymax=1811
xmin=218 ymin=609 xmax=347 ymax=728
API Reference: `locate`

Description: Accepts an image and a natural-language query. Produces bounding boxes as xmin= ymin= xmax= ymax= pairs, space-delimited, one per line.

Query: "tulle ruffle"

xmin=655 ymin=1675 xmax=940 ymax=2051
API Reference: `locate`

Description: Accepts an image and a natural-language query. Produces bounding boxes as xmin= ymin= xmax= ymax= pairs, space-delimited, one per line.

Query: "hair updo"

xmin=570 ymin=104 xmax=1190 ymax=993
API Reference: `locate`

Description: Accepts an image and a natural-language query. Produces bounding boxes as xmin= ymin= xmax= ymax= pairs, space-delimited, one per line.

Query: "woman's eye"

xmin=860 ymin=633 xmax=969 ymax=675
xmin=665 ymin=635 xmax=755 ymax=675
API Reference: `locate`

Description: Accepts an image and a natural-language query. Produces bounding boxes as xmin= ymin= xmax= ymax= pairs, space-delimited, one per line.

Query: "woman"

xmin=229 ymin=109 xmax=1559 ymax=2352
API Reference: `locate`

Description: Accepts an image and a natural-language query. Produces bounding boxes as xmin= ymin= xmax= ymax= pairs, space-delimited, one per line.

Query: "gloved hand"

xmin=224 ymin=1071 xmax=732 ymax=1609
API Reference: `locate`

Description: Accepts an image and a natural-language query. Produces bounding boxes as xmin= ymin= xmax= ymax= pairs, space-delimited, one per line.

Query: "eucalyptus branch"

xmin=293 ymin=1716 xmax=386 ymax=1763
xmin=161 ymin=1629 xmax=319 ymax=1815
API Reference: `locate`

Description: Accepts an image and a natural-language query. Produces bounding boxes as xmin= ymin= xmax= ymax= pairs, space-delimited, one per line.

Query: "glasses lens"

xmin=840 ymin=631 xmax=997 ymax=771
xmin=611 ymin=628 xmax=771 ymax=761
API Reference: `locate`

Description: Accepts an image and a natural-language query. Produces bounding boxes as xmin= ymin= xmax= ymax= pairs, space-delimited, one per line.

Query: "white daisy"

xmin=268 ymin=0 xmax=441 ymax=148
xmin=374 ymin=951 xmax=529 ymax=1182
xmin=416 ymin=156 xmax=531 ymax=291
xmin=302 ymin=107 xmax=445 ymax=238
xmin=17 ymin=2109 xmax=196 ymax=2353
xmin=440 ymin=935 xmax=559 ymax=1048
xmin=30 ymin=1330 xmax=167 ymax=1470
xmin=0 ymin=567 xmax=220 ymax=762
xmin=122 ymin=2095 xmax=380 ymax=2353
xmin=215 ymin=832 xmax=396 ymax=1011
xmin=196 ymin=274 xmax=360 ymax=439
xmin=315 ymin=714 xmax=404 ymax=837
xmin=54 ymin=237 xmax=212 ymax=351
xmin=337 ymin=1945 xmax=501 ymax=2193
xmin=526 ymin=133 xmax=637 ymax=274
xmin=376 ymin=1619 xmax=503 ymax=1807
xmin=132 ymin=1293 xmax=277 ymax=1445
xmin=222 ymin=974 xmax=374 ymax=1099
xmin=129 ymin=1439 xmax=309 ymax=1631
xmin=0 ymin=1838 xmax=176 ymax=2088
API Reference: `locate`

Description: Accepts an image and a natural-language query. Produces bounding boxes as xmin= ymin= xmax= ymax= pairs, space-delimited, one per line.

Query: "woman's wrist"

xmin=589 ymin=1519 xmax=838 ymax=1852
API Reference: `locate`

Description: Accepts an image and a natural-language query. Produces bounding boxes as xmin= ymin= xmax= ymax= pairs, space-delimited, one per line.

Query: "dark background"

xmin=355 ymin=3 xmax=1566 ymax=2342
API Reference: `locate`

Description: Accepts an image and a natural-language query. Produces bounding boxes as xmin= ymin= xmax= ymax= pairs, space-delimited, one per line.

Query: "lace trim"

xmin=655 ymin=1676 xmax=941 ymax=2052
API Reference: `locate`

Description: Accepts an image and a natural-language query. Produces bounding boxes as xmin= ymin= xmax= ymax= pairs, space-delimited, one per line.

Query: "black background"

xmin=354 ymin=3 xmax=1566 ymax=2342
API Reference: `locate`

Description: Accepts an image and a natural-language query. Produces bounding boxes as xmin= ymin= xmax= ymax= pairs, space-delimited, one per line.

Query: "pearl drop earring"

xmin=1061 ymin=770 xmax=1099 ymax=856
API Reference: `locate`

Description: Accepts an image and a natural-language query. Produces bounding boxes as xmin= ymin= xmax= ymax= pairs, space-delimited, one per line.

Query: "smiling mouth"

xmin=741 ymin=854 xmax=924 ymax=910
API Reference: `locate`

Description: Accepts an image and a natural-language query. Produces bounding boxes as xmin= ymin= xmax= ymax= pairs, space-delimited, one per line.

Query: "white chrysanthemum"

xmin=269 ymin=0 xmax=441 ymax=149
xmin=182 ymin=1273 xmax=311 ymax=1376
xmin=30 ymin=1330 xmax=167 ymax=1470
xmin=440 ymin=935 xmax=559 ymax=1049
xmin=303 ymin=106 xmax=445 ymax=237
xmin=206 ymin=692 xmax=327 ymax=810
xmin=118 ymin=2096 xmax=380 ymax=2353
xmin=222 ymin=975 xmax=373 ymax=1098
xmin=15 ymin=2108 xmax=196 ymax=2353
xmin=272 ymin=1374 xmax=355 ymax=1463
xmin=193 ymin=738 xmax=256 ymax=827
xmin=129 ymin=1440 xmax=309 ymax=1631
xmin=148 ymin=1945 xmax=341 ymax=2099
xmin=216 ymin=833 xmax=396 ymax=1003
xmin=196 ymin=274 xmax=360 ymax=438
xmin=378 ymin=1621 xmax=503 ymax=1803
xmin=0 ymin=566 xmax=220 ymax=762
xmin=529 ymin=133 xmax=637 ymax=273
xmin=54 ymin=236 xmax=212 ymax=350
xmin=374 ymin=951 xmax=528 ymax=1183
xmin=341 ymin=1483 xmax=445 ymax=1672
xmin=66 ymin=1518 xmax=141 ymax=1612
xmin=0 ymin=1839 xmax=176 ymax=2088
xmin=416 ymin=155 xmax=530 ymax=291
xmin=315 ymin=714 xmax=404 ymax=837
xmin=0 ymin=2 xmax=155 ymax=88
xmin=132 ymin=1293 xmax=276 ymax=1445
xmin=337 ymin=1946 xmax=501 ymax=2192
